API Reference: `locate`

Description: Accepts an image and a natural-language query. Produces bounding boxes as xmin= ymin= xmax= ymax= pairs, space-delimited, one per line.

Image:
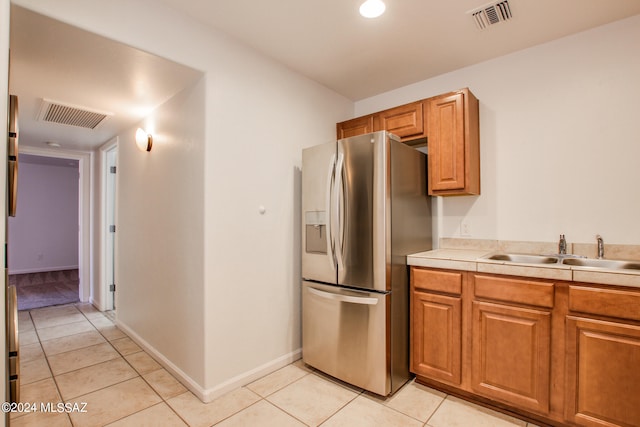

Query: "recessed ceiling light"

xmin=359 ymin=0 xmax=386 ymax=18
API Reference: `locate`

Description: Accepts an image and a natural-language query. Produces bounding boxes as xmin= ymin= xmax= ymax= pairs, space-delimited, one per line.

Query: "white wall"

xmin=13 ymin=0 xmax=353 ymax=399
xmin=202 ymin=41 xmax=352 ymax=393
xmin=117 ymin=78 xmax=207 ymax=386
xmin=355 ymin=14 xmax=640 ymax=246
xmin=8 ymin=161 xmax=79 ymax=274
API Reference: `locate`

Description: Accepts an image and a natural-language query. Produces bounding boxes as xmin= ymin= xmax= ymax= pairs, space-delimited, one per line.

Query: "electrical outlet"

xmin=461 ymin=222 xmax=471 ymax=237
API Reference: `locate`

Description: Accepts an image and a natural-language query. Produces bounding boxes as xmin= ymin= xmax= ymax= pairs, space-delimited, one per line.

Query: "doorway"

xmin=8 ymin=153 xmax=81 ymax=310
xmin=14 ymin=145 xmax=93 ymax=308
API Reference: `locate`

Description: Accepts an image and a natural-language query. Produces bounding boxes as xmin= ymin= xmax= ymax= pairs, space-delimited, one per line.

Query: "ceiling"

xmin=9 ymin=5 xmax=203 ymax=151
xmin=8 ymin=0 xmax=640 ymax=151
xmin=158 ymin=0 xmax=640 ymax=100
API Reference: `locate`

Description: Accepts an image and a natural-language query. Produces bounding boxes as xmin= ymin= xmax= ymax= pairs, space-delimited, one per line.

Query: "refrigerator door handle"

xmin=334 ymin=152 xmax=345 ymax=271
xmin=307 ymin=286 xmax=379 ymax=305
xmin=325 ymin=153 xmax=337 ymax=267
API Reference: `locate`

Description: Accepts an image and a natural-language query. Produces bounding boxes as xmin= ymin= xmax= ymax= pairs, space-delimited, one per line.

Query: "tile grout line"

xmin=25 ymin=304 xmax=522 ymax=427
xmin=28 ymin=306 xmax=76 ymax=426
xmin=260 ymin=398 xmax=311 ymax=427
xmin=424 ymin=392 xmax=449 ymax=427
xmin=244 ymin=370 xmax=317 ymax=427
xmin=80 ymin=307 xmax=193 ymax=426
xmin=74 ymin=305 xmax=172 ymax=425
xmin=27 ymin=304 xmax=155 ymax=426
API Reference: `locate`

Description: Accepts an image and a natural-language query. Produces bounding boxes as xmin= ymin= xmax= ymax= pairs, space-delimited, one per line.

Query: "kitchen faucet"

xmin=597 ymin=235 xmax=604 ymax=259
xmin=558 ymin=234 xmax=567 ymax=255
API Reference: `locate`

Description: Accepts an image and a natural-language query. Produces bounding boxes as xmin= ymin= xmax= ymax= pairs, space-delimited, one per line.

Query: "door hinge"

xmin=110 ymin=166 xmax=117 ymax=174
xmin=109 ymin=284 xmax=116 ymax=292
xmin=109 ymin=225 xmax=116 ymax=233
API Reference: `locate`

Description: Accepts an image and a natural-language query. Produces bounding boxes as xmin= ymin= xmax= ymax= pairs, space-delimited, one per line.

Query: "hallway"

xmin=14 ymin=303 xmax=538 ymax=426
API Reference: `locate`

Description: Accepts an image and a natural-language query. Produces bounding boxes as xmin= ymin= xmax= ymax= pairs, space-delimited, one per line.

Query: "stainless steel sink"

xmin=561 ymin=258 xmax=640 ymax=271
xmin=480 ymin=252 xmax=640 ymax=272
xmin=483 ymin=253 xmax=560 ymax=265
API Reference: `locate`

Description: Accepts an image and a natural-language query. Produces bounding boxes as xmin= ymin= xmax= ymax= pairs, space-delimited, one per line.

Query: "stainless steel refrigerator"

xmin=301 ymin=130 xmax=432 ymax=396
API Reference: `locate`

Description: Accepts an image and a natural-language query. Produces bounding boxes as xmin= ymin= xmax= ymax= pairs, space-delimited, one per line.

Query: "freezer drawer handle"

xmin=307 ymin=286 xmax=378 ymax=305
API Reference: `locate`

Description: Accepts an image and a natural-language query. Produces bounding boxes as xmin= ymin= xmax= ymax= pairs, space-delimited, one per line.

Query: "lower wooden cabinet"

xmin=564 ymin=316 xmax=640 ymax=427
xmin=411 ymin=291 xmax=462 ymax=385
xmin=410 ymin=268 xmax=463 ymax=385
xmin=471 ymin=301 xmax=551 ymax=414
xmin=411 ymin=267 xmax=640 ymax=427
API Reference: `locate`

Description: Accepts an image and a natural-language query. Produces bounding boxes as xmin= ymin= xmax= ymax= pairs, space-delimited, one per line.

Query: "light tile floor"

xmin=13 ymin=303 xmax=542 ymax=426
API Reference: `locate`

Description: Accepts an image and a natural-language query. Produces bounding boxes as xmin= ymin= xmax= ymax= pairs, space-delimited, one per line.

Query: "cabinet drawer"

xmin=412 ymin=268 xmax=462 ymax=295
xmin=473 ymin=275 xmax=554 ymax=308
xmin=569 ymin=285 xmax=640 ymax=322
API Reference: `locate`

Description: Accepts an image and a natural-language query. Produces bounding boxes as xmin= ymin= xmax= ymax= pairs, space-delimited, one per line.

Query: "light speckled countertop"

xmin=407 ymin=240 xmax=640 ymax=289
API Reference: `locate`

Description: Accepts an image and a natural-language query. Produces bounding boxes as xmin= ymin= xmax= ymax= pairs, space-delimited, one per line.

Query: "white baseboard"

xmin=200 ymin=348 xmax=302 ymax=402
xmin=115 ymin=319 xmax=301 ymax=403
xmin=89 ymin=297 xmax=105 ymax=312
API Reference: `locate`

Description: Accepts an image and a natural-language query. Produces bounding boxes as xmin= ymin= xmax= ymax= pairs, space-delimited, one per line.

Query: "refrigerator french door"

xmin=301 ymin=131 xmax=431 ymax=396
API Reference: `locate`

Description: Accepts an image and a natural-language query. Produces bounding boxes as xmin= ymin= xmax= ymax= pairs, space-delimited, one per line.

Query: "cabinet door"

xmin=471 ymin=301 xmax=551 ymax=414
xmin=565 ymin=316 xmax=640 ymax=427
xmin=337 ymin=115 xmax=374 ymax=139
xmin=411 ymin=290 xmax=462 ymax=385
xmin=428 ymin=89 xmax=480 ymax=196
xmin=373 ymin=101 xmax=425 ymax=141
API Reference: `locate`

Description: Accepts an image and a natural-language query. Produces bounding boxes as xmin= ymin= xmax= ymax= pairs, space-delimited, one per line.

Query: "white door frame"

xmin=100 ymin=138 xmax=118 ymax=311
xmin=19 ymin=145 xmax=93 ymax=303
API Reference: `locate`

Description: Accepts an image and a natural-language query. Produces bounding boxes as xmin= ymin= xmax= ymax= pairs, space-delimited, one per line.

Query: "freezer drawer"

xmin=302 ymin=281 xmax=390 ymax=395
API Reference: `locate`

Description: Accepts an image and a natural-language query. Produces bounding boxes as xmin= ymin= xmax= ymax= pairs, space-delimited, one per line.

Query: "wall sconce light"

xmin=135 ymin=128 xmax=153 ymax=152
xmin=359 ymin=0 xmax=386 ymax=18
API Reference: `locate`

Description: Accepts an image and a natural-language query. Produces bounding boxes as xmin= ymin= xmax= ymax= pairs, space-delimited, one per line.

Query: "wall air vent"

xmin=469 ymin=0 xmax=513 ymax=30
xmin=37 ymin=99 xmax=112 ymax=129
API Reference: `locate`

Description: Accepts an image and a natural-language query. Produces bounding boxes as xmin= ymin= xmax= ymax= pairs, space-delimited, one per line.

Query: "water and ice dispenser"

xmin=304 ymin=211 xmax=327 ymax=254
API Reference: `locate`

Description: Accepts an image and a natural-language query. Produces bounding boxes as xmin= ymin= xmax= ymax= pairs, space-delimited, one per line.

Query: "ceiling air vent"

xmin=37 ymin=99 xmax=112 ymax=129
xmin=469 ymin=0 xmax=513 ymax=30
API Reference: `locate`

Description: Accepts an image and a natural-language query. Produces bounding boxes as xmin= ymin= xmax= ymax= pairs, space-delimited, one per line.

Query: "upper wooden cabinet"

xmin=337 ymin=102 xmax=425 ymax=143
xmin=428 ymin=89 xmax=480 ymax=196
xmin=373 ymin=101 xmax=426 ymax=141
xmin=336 ymin=115 xmax=374 ymax=140
xmin=336 ymin=88 xmax=480 ymax=196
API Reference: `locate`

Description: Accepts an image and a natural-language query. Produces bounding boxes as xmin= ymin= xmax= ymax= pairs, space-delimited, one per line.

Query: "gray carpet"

xmin=9 ymin=270 xmax=79 ymax=311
